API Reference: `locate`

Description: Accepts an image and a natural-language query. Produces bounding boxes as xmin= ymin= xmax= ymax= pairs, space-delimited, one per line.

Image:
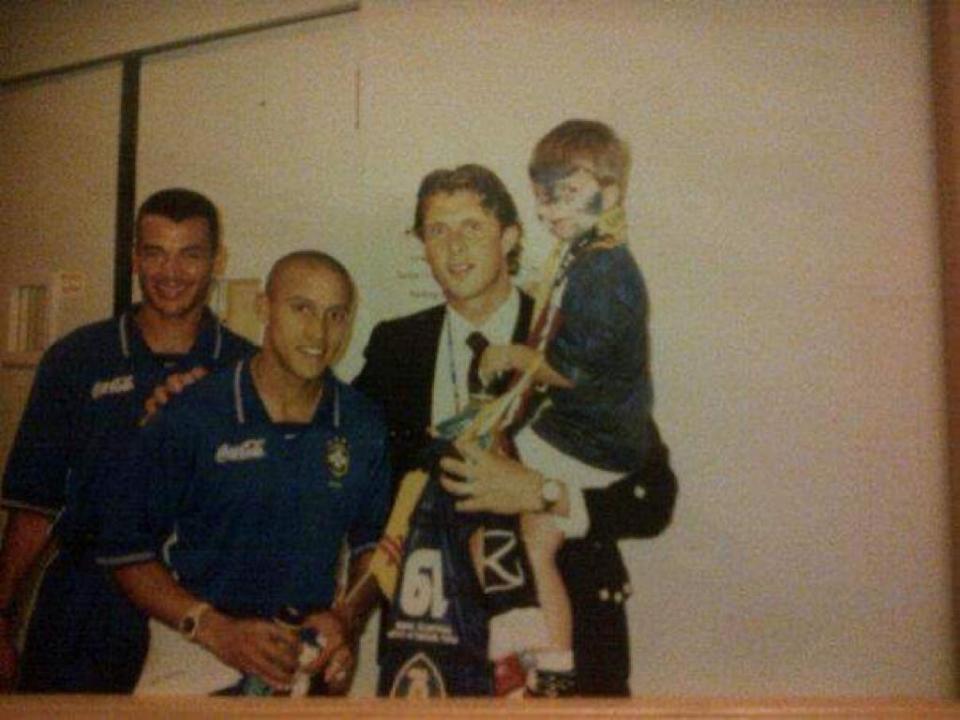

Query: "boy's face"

xmin=533 ymin=167 xmax=618 ymax=243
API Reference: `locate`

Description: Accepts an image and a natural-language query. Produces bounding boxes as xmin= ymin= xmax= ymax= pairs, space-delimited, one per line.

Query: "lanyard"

xmin=444 ymin=315 xmax=463 ymax=414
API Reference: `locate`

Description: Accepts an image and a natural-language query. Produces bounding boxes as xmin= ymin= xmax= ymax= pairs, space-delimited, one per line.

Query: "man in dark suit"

xmin=354 ymin=164 xmax=676 ymax=696
xmin=354 ymin=165 xmax=531 ymax=484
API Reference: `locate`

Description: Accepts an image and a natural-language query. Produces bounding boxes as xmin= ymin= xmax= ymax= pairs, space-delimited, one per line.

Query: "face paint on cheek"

xmin=532 ymin=167 xmax=573 ymax=193
xmin=587 ymin=190 xmax=604 ymax=215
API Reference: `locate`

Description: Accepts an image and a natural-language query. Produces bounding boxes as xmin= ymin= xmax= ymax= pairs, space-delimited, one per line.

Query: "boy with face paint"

xmin=443 ymin=120 xmax=669 ymax=695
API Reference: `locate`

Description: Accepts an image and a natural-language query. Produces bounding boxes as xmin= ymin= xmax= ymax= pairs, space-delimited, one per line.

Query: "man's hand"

xmin=196 ymin=611 xmax=299 ymax=692
xmin=0 ymin=618 xmax=17 ymax=692
xmin=0 ymin=509 xmax=54 ymax=693
xmin=142 ymin=366 xmax=208 ymax=424
xmin=302 ymin=609 xmax=354 ymax=694
xmin=440 ymin=440 xmax=546 ymax=515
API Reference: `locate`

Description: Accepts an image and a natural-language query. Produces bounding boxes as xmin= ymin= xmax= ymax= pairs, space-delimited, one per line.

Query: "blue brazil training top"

xmin=97 ymin=360 xmax=391 ymax=618
xmin=2 ymin=307 xmax=255 ymax=547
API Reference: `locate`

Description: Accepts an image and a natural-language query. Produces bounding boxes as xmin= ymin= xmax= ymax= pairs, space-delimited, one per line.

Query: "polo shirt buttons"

xmin=599 ymin=588 xmax=611 ymax=602
xmin=634 ymin=485 xmax=647 ymax=500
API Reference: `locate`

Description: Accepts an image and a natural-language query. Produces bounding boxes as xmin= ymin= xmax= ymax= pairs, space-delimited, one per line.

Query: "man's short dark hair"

xmin=136 ymin=188 xmax=221 ymax=255
xmin=265 ymin=250 xmax=356 ymax=309
xmin=412 ymin=164 xmax=523 ymax=275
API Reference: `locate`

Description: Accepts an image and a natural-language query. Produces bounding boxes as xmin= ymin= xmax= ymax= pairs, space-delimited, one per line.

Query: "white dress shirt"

xmin=429 ymin=287 xmax=604 ymax=539
xmin=431 ymin=288 xmax=521 ymax=424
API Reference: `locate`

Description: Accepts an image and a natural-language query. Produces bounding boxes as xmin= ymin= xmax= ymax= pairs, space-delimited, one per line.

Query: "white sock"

xmin=535 ymin=650 xmax=574 ymax=673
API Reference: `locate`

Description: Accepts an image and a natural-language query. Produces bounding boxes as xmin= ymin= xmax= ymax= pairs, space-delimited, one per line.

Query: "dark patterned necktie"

xmin=466 ymin=331 xmax=489 ymax=396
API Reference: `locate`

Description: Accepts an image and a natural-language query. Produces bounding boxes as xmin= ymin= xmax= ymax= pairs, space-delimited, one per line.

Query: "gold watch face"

xmin=542 ymin=479 xmax=562 ymax=503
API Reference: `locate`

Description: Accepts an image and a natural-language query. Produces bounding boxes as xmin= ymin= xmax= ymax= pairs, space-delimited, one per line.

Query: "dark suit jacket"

xmin=353 ymin=295 xmax=533 ymax=485
xmin=353 ymin=292 xmax=677 ymax=691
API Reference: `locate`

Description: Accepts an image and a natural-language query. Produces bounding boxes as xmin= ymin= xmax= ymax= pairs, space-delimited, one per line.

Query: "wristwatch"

xmin=540 ymin=476 xmax=563 ymax=512
xmin=178 ymin=602 xmax=212 ymax=642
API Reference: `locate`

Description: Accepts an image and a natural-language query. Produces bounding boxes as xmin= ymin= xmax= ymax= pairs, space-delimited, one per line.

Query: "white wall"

xmin=0 ymin=0 xmax=952 ymax=698
xmin=136 ymin=11 xmax=361 ymax=326
xmin=0 ymin=63 xmax=121 ymax=466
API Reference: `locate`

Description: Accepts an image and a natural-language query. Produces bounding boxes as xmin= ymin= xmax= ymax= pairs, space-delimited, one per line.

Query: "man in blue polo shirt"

xmin=0 ymin=188 xmax=256 ymax=692
xmin=97 ymin=251 xmax=390 ymax=695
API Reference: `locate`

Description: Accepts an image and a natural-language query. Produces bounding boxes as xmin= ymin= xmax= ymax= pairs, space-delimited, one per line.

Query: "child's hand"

xmin=478 ymin=344 xmax=518 ymax=386
xmin=480 ymin=344 xmax=542 ymax=386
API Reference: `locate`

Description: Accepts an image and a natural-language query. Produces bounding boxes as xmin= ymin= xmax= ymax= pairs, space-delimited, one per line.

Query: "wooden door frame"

xmin=931 ymin=0 xmax=960 ymax=692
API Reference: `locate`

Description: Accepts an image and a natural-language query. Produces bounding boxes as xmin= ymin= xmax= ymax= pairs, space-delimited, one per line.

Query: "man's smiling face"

xmin=258 ymin=260 xmax=352 ymax=384
xmin=421 ymin=190 xmax=518 ymax=320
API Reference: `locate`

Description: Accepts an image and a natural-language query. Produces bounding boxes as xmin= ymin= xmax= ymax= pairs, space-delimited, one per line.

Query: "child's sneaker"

xmin=526 ymin=668 xmax=577 ymax=698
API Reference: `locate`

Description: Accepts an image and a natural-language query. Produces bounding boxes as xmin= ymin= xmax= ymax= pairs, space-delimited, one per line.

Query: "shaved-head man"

xmin=97 ymin=251 xmax=390 ymax=696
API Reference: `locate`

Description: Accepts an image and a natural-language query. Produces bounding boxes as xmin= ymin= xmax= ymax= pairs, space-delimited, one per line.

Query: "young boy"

xmin=479 ymin=120 xmax=661 ymax=696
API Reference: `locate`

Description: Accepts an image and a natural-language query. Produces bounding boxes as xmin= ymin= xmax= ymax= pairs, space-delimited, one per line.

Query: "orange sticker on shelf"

xmin=58 ymin=272 xmax=84 ymax=296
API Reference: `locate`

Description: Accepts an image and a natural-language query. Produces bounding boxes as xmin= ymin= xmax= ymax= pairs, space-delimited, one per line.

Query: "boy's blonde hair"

xmin=528 ymin=119 xmax=630 ymax=191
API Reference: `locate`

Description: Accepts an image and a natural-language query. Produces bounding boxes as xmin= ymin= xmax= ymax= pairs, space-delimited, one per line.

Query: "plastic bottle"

xmin=240 ymin=607 xmax=325 ymax=696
